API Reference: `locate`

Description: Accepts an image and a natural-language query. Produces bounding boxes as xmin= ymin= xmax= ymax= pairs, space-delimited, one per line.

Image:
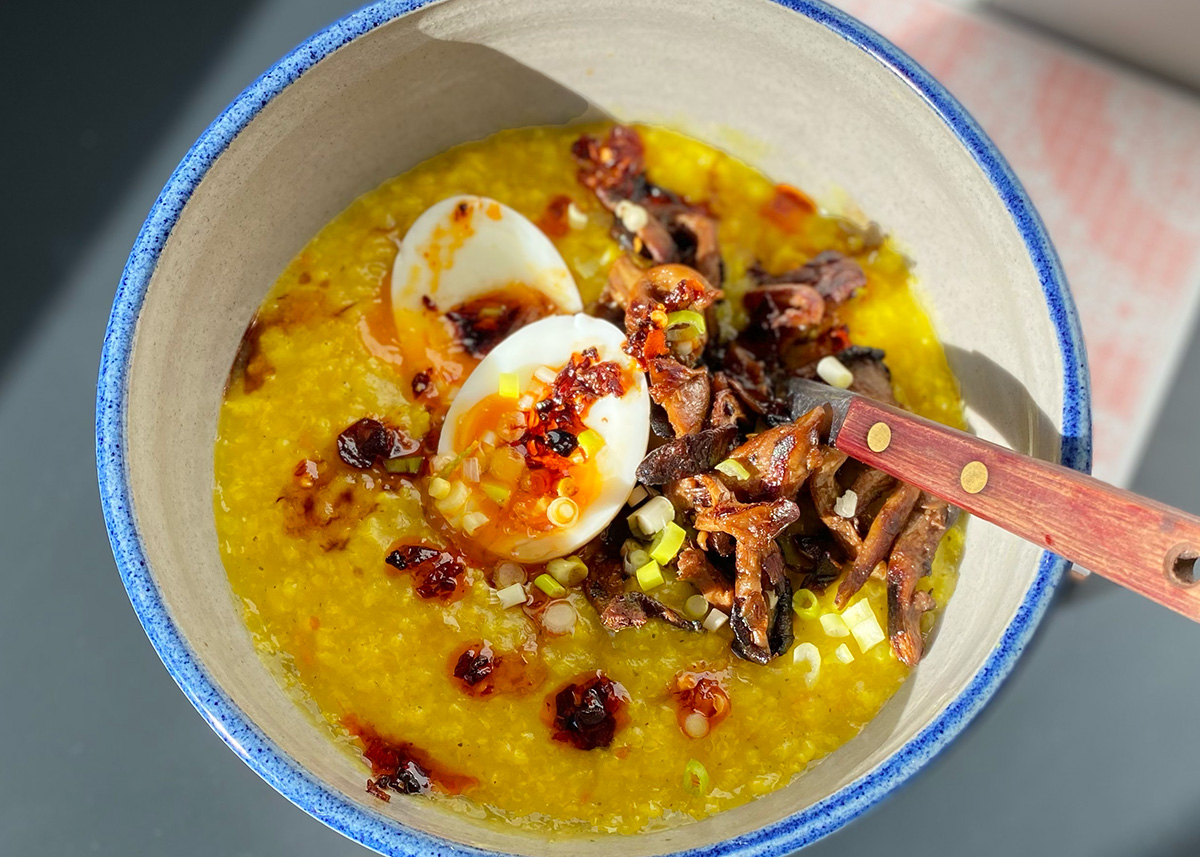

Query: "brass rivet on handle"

xmin=866 ymin=422 xmax=891 ymax=453
xmin=960 ymin=460 xmax=989 ymax=494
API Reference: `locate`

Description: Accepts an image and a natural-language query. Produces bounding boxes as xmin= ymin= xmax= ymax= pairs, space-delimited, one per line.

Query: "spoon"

xmin=788 ymin=378 xmax=1200 ymax=621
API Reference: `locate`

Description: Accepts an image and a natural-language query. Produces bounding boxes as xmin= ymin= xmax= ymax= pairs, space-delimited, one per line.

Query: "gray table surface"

xmin=4 ymin=1 xmax=1198 ymax=854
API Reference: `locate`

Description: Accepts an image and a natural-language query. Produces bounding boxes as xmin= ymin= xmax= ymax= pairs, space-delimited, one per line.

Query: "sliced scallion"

xmin=384 ymin=456 xmax=421 ymax=474
xmin=542 ymin=601 xmax=578 ymax=635
xmin=435 ymin=481 xmax=469 ymax=515
xmin=480 ymin=480 xmax=512 ymax=506
xmin=577 ymin=428 xmax=604 ymax=458
xmin=714 ymin=458 xmax=750 ymax=481
xmin=624 ymin=548 xmax=651 ymax=576
xmin=816 ymin=355 xmax=854 ymax=389
xmin=427 ymin=476 xmax=451 ymax=500
xmin=547 ymin=496 xmax=579 ymax=527
xmin=533 ymin=573 xmax=567 ymax=598
xmin=684 ymin=594 xmax=710 ymax=620
xmin=635 ymin=559 xmax=665 ymax=591
xmin=841 ymin=599 xmax=876 ymax=628
xmin=498 ymin=372 xmax=521 ymax=399
xmin=793 ymin=588 xmax=821 ymax=620
xmin=649 ymin=521 xmax=686 ymax=564
xmin=495 ymin=583 xmax=527 ymax=609
xmin=849 ymin=613 xmax=886 ymax=653
xmin=820 ymin=612 xmax=851 ymax=638
xmin=629 ymin=495 xmax=675 ymax=536
xmin=546 ymin=555 xmax=588 ymax=587
xmin=792 ymin=642 xmax=821 ymax=688
xmin=682 ymin=759 xmax=710 ymax=796
xmin=666 ymin=310 xmax=707 ymax=337
xmin=493 ymin=562 xmax=526 ymax=589
xmin=461 ymin=511 xmax=490 ymax=535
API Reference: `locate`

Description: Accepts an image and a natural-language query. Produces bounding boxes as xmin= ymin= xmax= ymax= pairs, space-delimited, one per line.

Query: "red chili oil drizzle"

xmin=344 ymin=717 xmax=477 ymax=801
xmin=449 ymin=640 xmax=546 ymax=698
xmin=336 ymin=418 xmax=421 ymax=470
xmin=571 ymin=125 xmax=645 ymax=198
xmin=544 ymin=671 xmax=629 ymax=750
xmin=671 ymin=670 xmax=732 ymax=737
xmin=228 ymin=290 xmax=331 ymax=395
xmin=760 ymin=183 xmax=816 ymax=233
xmin=535 ymin=194 xmax=573 ymax=239
xmin=623 ymin=299 xmax=670 ymax=370
xmin=278 ymin=458 xmax=378 ymax=552
xmin=445 ymin=287 xmax=558 ymax=358
xmin=622 ymin=271 xmax=715 ymax=369
xmin=384 ymin=544 xmax=467 ymax=600
xmin=518 ymin=347 xmax=629 ymax=476
xmin=410 ymin=370 xmax=432 ymax=398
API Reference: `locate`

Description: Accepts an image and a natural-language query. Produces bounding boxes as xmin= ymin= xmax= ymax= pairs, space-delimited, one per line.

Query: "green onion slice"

xmin=666 ymin=310 xmax=707 ymax=337
xmin=384 ymin=456 xmax=421 ymax=474
xmin=682 ymin=759 xmax=710 ymax=796
xmin=793 ymin=588 xmax=821 ymax=619
xmin=714 ymin=458 xmax=750 ymax=481
xmin=533 ymin=573 xmax=567 ymax=598
xmin=649 ymin=521 xmax=686 ymax=564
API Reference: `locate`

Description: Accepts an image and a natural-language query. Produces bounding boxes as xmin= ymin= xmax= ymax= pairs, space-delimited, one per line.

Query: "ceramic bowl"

xmin=97 ymin=0 xmax=1091 ymax=854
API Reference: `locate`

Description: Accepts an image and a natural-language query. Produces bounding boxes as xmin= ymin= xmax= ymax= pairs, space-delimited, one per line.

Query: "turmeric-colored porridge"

xmin=213 ymin=123 xmax=966 ymax=834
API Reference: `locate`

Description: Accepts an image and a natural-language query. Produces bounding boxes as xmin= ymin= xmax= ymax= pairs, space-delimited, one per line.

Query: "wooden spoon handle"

xmin=835 ymin=396 xmax=1200 ymax=621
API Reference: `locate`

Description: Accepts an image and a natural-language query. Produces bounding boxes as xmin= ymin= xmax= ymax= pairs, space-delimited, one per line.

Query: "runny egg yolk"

xmin=382 ymin=282 xmax=560 ymax=415
xmin=447 ymin=390 xmax=603 ymax=553
xmin=432 ymin=314 xmax=651 ymax=563
xmin=430 ymin=349 xmax=635 ymax=562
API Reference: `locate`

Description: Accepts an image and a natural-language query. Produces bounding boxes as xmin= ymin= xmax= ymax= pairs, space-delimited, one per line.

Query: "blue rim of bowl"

xmin=96 ymin=0 xmax=1092 ymax=854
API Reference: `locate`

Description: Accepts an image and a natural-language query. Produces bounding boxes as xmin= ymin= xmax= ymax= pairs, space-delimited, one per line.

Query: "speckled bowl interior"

xmin=98 ymin=1 xmax=1089 ymax=855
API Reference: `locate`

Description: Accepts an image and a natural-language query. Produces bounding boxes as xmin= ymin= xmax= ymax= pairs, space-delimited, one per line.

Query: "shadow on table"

xmin=1 ymin=0 xmax=258 ymax=377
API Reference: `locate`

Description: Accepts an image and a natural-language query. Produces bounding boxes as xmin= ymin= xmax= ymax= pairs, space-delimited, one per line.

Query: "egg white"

xmin=392 ymin=195 xmax=583 ymax=318
xmin=440 ymin=314 xmax=650 ymax=563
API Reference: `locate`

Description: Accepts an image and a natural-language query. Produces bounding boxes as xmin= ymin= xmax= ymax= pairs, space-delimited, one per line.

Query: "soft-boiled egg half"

xmin=392 ymin=194 xmax=583 ymax=318
xmin=430 ymin=314 xmax=650 ymax=563
xmin=390 ymin=194 xmax=584 ymax=402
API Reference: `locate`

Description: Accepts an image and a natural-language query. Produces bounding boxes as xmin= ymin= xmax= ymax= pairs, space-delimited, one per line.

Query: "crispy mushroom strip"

xmin=676 ymin=545 xmax=734 ymax=613
xmin=602 ymin=593 xmax=702 ymax=633
xmin=636 ymin=426 xmax=738 ymax=486
xmin=847 ymin=466 xmax=897 ymax=514
xmin=605 ymin=260 xmax=721 ymax=351
xmin=737 ymin=251 xmax=867 ymax=373
xmin=708 ymin=374 xmax=748 ymax=431
xmin=755 ymin=250 xmax=867 ymax=305
xmin=692 ymin=475 xmax=800 ymax=663
xmin=580 ymin=534 xmax=701 ymax=633
xmin=779 ymin=325 xmax=853 ymax=376
xmin=742 ymin=284 xmax=825 ymax=334
xmin=835 ymin=482 xmax=922 ymax=609
xmin=600 ymin=254 xmax=646 ymax=313
xmin=672 ymin=211 xmax=723 ymax=286
xmin=837 ymin=345 xmax=897 ymax=405
xmin=887 ymin=494 xmax=955 ymax=666
xmin=760 ymin=544 xmax=796 ymax=659
xmin=647 ymin=357 xmax=711 ymax=437
xmin=809 ymin=447 xmax=863 ymax=558
xmin=573 ymin=125 xmax=725 ymax=283
xmin=662 ymin=474 xmax=717 ymax=514
xmin=646 ymin=264 xmax=724 ymax=314
xmin=720 ymin=406 xmax=828 ymax=501
xmin=614 ymin=261 xmax=723 ymax=365
xmin=610 ymin=260 xmax=722 ymax=437
xmin=571 ymin=125 xmax=645 ymax=206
